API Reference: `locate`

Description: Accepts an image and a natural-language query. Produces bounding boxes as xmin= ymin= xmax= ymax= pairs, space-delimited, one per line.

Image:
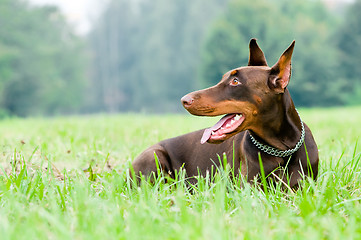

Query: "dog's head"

xmin=181 ymin=39 xmax=295 ymax=144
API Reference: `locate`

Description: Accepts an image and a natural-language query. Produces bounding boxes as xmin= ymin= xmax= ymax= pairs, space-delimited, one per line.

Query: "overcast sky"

xmin=27 ymin=0 xmax=109 ymax=34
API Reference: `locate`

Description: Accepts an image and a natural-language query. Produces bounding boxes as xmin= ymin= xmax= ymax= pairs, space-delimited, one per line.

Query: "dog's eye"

xmin=230 ymin=78 xmax=241 ymax=86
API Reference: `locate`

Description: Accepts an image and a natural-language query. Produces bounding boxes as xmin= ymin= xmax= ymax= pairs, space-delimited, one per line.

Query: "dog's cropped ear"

xmin=269 ymin=41 xmax=295 ymax=93
xmin=248 ymin=38 xmax=268 ymax=66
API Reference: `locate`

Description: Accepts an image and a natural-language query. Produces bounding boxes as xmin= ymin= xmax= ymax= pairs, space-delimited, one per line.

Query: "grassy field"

xmin=0 ymin=107 xmax=360 ymax=239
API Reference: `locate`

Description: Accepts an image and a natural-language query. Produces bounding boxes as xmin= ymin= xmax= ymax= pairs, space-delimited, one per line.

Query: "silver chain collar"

xmin=248 ymin=110 xmax=305 ymax=158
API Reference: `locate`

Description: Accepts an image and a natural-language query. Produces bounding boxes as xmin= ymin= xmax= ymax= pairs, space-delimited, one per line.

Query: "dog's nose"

xmin=181 ymin=95 xmax=194 ymax=108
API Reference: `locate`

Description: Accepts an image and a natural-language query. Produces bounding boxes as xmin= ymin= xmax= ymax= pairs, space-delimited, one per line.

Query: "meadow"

xmin=0 ymin=107 xmax=360 ymax=239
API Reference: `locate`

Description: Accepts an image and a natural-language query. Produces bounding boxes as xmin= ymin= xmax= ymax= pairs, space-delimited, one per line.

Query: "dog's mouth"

xmin=201 ymin=113 xmax=245 ymax=144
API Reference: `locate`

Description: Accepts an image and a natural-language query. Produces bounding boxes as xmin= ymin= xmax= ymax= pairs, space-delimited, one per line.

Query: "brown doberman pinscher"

xmin=132 ymin=39 xmax=319 ymax=187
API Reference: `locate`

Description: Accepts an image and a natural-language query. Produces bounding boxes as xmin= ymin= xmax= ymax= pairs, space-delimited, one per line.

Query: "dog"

xmin=131 ymin=39 xmax=319 ymax=187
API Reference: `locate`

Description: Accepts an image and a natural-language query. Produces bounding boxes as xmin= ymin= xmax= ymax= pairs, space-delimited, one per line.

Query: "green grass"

xmin=0 ymin=107 xmax=361 ymax=239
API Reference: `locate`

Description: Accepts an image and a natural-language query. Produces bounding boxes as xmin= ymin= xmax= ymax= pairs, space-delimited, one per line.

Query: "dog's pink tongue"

xmin=200 ymin=114 xmax=233 ymax=144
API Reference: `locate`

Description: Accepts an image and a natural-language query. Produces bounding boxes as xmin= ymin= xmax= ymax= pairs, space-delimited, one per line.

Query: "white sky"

xmin=27 ymin=0 xmax=109 ymax=34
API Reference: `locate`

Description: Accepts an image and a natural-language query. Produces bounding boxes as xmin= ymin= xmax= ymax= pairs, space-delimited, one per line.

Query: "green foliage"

xmin=0 ymin=0 xmax=88 ymax=116
xmin=199 ymin=0 xmax=342 ymax=106
xmin=89 ymin=0 xmax=361 ymax=110
xmin=335 ymin=0 xmax=361 ymax=105
xmin=0 ymin=107 xmax=361 ymax=238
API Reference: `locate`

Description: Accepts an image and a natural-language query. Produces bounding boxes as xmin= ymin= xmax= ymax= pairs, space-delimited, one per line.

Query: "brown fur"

xmin=132 ymin=39 xmax=319 ymax=187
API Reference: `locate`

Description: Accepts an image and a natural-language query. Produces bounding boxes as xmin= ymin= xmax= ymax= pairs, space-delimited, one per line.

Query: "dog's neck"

xmin=249 ymin=89 xmax=303 ymax=151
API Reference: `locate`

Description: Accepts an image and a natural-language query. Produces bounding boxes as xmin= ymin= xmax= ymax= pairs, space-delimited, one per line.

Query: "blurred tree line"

xmin=0 ymin=0 xmax=87 ymax=117
xmin=1 ymin=0 xmax=361 ymax=116
xmin=88 ymin=0 xmax=229 ymax=112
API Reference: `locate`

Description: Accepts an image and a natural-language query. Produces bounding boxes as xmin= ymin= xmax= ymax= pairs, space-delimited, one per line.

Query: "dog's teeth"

xmin=226 ymin=124 xmax=231 ymax=128
xmin=221 ymin=127 xmax=224 ymax=130
xmin=230 ymin=120 xmax=235 ymax=125
xmin=211 ymin=131 xmax=215 ymax=135
xmin=234 ymin=115 xmax=241 ymax=120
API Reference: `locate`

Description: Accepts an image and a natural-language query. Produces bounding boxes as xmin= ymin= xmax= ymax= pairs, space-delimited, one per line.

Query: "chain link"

xmin=249 ymin=110 xmax=305 ymax=158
